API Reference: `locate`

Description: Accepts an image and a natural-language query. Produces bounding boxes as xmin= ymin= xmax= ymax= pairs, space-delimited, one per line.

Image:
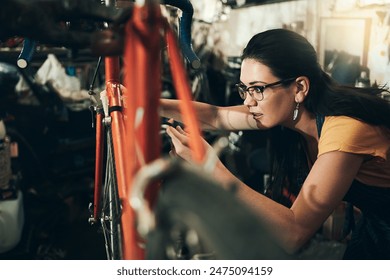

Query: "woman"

xmin=160 ymin=29 xmax=390 ymax=259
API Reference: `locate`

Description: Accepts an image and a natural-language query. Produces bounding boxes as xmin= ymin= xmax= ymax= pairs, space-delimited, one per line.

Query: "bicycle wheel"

xmin=145 ymin=162 xmax=288 ymax=260
xmin=100 ymin=128 xmax=122 ymax=260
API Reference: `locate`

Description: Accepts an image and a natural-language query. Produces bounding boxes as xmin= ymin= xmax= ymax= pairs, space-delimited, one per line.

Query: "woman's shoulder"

xmin=319 ymin=116 xmax=389 ymax=159
xmin=322 ymin=116 xmax=386 ymax=136
xmin=324 ymin=115 xmax=368 ymax=127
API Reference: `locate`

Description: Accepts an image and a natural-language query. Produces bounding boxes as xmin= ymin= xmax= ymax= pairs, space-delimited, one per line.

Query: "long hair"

xmin=241 ymin=29 xmax=390 ymax=204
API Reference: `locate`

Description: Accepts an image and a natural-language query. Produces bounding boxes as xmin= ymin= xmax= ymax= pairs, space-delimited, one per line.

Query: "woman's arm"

xmin=166 ymin=125 xmax=364 ymax=254
xmin=160 ymin=99 xmax=258 ymax=130
xmin=215 ymin=150 xmax=364 ymax=254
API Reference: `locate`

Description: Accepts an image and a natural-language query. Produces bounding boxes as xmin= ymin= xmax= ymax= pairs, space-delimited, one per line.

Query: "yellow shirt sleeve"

xmin=318 ymin=116 xmax=389 ymax=161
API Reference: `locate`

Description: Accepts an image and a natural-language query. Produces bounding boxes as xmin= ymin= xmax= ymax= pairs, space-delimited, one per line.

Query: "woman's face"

xmin=239 ymin=58 xmax=297 ymax=129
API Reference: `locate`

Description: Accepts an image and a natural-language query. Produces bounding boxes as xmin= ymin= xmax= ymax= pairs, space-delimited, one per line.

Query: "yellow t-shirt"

xmin=318 ymin=116 xmax=390 ymax=187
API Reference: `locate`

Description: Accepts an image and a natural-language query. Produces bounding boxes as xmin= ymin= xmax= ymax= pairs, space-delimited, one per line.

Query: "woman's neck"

xmin=293 ymin=111 xmax=319 ymax=164
xmin=287 ymin=110 xmax=319 ymax=144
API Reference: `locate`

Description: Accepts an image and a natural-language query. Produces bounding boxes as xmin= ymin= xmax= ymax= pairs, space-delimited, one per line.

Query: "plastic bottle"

xmin=0 ymin=119 xmax=24 ymax=253
xmin=0 ymin=191 xmax=24 ymax=253
xmin=0 ymin=119 xmax=11 ymax=189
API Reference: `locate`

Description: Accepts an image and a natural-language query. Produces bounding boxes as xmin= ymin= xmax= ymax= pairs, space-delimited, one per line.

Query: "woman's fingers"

xmin=166 ymin=125 xmax=192 ymax=160
xmin=166 ymin=128 xmax=183 ymax=148
xmin=176 ymin=125 xmax=188 ymax=135
xmin=166 ymin=125 xmax=188 ymax=145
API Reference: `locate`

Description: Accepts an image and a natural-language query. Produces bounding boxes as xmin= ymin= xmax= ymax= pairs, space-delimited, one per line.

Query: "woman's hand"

xmin=165 ymin=119 xmax=239 ymax=190
xmin=166 ymin=120 xmax=242 ymax=192
xmin=165 ymin=123 xmax=213 ymax=163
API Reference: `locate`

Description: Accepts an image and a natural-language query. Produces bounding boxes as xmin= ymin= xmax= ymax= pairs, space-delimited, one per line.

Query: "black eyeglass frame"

xmin=235 ymin=77 xmax=296 ymax=101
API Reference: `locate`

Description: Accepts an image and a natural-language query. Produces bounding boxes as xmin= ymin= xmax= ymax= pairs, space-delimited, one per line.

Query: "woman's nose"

xmin=243 ymin=93 xmax=257 ymax=106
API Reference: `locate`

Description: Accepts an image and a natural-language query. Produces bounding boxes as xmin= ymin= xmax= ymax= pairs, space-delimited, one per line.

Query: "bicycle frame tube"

xmin=122 ymin=4 xmax=163 ymax=259
xmin=92 ymin=110 xmax=104 ymax=221
xmin=125 ymin=4 xmax=162 ymax=167
xmin=165 ymin=26 xmax=205 ymax=163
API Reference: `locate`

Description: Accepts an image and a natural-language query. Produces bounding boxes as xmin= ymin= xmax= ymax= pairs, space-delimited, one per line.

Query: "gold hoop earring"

xmin=293 ymin=102 xmax=300 ymax=121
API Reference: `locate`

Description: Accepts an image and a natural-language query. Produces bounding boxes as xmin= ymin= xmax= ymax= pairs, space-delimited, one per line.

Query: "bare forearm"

xmin=212 ymin=151 xmax=363 ymax=255
xmin=160 ymin=98 xmax=220 ymax=129
xmin=213 ymin=160 xmax=302 ymax=254
xmin=159 ymin=99 xmax=257 ymax=130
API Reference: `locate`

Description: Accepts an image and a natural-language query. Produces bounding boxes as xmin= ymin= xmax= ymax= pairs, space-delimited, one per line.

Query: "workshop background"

xmin=0 ymin=0 xmax=389 ymax=259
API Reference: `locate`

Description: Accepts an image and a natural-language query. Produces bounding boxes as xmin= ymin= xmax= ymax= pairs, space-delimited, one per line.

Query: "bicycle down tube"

xmin=93 ymin=0 xmax=206 ymax=260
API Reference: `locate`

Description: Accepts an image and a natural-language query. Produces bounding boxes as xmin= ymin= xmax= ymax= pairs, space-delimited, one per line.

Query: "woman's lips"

xmin=252 ymin=113 xmax=263 ymax=119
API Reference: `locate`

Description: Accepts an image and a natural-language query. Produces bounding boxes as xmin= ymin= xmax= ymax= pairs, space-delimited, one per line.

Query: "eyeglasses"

xmin=235 ymin=77 xmax=296 ymax=101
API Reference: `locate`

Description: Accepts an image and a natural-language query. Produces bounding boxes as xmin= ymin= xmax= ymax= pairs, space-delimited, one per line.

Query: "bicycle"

xmin=16 ymin=0 xmax=286 ymax=260
xmin=87 ymin=0 xmax=210 ymax=260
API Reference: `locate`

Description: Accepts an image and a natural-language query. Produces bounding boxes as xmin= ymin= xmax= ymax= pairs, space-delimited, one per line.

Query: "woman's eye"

xmin=254 ymin=87 xmax=263 ymax=93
